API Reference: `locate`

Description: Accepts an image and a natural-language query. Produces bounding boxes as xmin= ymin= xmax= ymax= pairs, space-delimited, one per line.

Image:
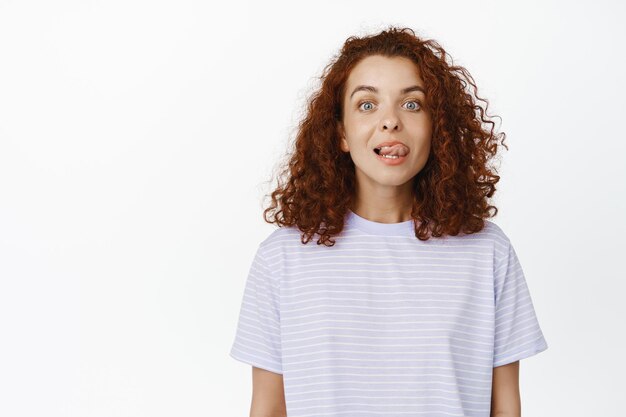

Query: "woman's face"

xmin=338 ymin=54 xmax=433 ymax=191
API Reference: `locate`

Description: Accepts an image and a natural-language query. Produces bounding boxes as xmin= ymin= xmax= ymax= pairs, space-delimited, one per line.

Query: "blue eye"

xmin=358 ymin=101 xmax=374 ymax=111
xmin=358 ymin=100 xmax=421 ymax=112
xmin=404 ymin=100 xmax=421 ymax=111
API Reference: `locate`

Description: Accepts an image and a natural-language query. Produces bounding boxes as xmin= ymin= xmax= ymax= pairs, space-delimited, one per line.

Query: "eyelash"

xmin=357 ymin=99 xmax=422 ymax=112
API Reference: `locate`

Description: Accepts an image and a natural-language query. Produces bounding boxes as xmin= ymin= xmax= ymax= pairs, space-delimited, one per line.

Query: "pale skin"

xmin=249 ymin=54 xmax=521 ymax=417
xmin=338 ymin=54 xmax=432 ymax=224
xmin=249 ymin=367 xmax=287 ymax=417
xmin=491 ymin=361 xmax=522 ymax=416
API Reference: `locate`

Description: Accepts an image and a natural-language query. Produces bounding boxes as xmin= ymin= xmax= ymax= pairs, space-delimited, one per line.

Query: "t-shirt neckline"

xmin=346 ymin=209 xmax=416 ymax=237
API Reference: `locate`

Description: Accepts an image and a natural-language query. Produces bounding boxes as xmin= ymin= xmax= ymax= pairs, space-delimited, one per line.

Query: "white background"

xmin=0 ymin=0 xmax=624 ymax=416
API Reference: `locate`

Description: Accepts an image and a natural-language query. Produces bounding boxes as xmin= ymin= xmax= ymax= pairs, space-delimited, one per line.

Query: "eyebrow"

xmin=349 ymin=85 xmax=426 ymax=100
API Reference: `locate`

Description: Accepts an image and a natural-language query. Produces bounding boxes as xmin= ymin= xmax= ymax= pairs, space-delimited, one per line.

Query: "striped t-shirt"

xmin=229 ymin=209 xmax=548 ymax=417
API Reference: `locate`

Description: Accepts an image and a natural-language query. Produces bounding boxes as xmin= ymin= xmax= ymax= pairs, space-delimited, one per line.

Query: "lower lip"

xmin=374 ymin=152 xmax=408 ymax=165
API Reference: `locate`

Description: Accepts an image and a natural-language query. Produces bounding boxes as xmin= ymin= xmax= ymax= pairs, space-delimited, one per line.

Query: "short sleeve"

xmin=229 ymin=244 xmax=283 ymax=374
xmin=493 ymin=238 xmax=548 ymax=367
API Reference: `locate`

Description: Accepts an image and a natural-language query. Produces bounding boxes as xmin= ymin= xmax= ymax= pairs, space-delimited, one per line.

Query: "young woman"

xmin=230 ymin=26 xmax=548 ymax=417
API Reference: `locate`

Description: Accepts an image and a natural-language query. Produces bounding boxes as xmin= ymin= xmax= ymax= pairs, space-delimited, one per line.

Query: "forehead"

xmin=345 ymin=55 xmax=424 ymax=91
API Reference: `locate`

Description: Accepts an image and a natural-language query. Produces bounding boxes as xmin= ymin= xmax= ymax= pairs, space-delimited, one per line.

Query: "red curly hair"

xmin=262 ymin=26 xmax=508 ymax=246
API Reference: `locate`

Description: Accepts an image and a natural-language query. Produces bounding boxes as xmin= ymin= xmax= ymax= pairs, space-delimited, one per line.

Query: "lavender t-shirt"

xmin=229 ymin=209 xmax=548 ymax=417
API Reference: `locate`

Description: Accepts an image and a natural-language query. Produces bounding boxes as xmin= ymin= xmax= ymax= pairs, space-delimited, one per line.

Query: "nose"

xmin=381 ymin=110 xmax=400 ymax=131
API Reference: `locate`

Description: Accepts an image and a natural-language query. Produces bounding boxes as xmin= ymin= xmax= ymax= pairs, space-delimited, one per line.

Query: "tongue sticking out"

xmin=378 ymin=144 xmax=409 ymax=157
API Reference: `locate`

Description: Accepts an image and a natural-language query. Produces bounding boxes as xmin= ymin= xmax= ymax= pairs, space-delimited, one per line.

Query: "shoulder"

xmin=448 ymin=219 xmax=511 ymax=254
xmin=481 ymin=220 xmax=522 ymax=270
xmin=458 ymin=220 xmax=514 ymax=267
xmin=482 ymin=219 xmax=512 ymax=247
xmin=259 ymin=225 xmax=301 ymax=249
xmin=255 ymin=225 xmax=305 ymax=263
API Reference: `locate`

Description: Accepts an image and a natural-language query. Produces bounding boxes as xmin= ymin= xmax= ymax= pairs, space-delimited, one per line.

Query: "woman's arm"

xmin=490 ymin=360 xmax=521 ymax=417
xmin=250 ymin=366 xmax=287 ymax=417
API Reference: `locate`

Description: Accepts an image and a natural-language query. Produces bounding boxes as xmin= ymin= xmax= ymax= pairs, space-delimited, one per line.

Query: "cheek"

xmin=409 ymin=117 xmax=432 ymax=134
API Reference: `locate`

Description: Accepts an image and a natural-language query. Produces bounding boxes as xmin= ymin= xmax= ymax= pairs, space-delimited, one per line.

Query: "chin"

xmin=371 ymin=175 xmax=414 ymax=187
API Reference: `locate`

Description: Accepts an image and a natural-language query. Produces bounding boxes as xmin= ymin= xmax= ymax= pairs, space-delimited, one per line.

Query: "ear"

xmin=337 ymin=122 xmax=349 ymax=153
